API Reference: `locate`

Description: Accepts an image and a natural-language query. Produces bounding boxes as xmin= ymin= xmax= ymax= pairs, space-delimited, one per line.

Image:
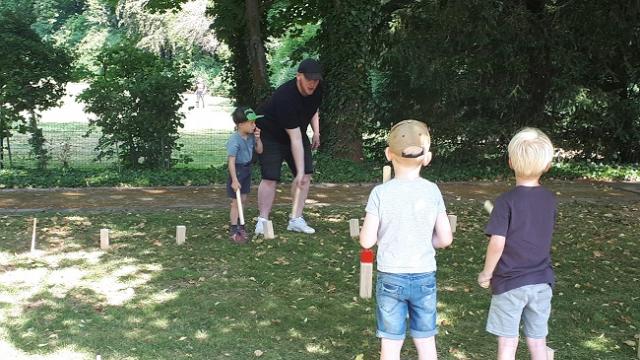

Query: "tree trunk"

xmin=244 ymin=0 xmax=271 ymax=104
xmin=318 ymin=0 xmax=376 ymax=162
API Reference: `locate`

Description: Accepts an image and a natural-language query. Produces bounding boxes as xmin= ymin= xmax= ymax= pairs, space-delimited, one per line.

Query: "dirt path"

xmin=0 ymin=181 xmax=638 ymax=214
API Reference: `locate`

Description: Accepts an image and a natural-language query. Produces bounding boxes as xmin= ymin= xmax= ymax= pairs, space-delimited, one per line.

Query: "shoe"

xmin=254 ymin=217 xmax=267 ymax=235
xmin=287 ymin=217 xmax=315 ymax=234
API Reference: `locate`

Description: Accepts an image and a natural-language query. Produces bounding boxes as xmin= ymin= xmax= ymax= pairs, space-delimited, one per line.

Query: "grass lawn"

xmin=0 ymin=200 xmax=638 ymax=359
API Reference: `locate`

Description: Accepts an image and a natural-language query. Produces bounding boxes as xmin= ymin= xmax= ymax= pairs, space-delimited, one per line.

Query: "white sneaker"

xmin=255 ymin=217 xmax=267 ymax=235
xmin=287 ymin=217 xmax=315 ymax=234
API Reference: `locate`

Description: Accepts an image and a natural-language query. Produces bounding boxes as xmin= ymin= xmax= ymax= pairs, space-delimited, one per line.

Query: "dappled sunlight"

xmin=0 ymin=340 xmax=89 ymax=360
xmin=305 ymin=342 xmax=330 ymax=354
xmin=194 ymin=329 xmax=209 ymax=340
xmin=583 ymin=334 xmax=616 ymax=351
xmin=142 ymin=189 xmax=168 ymax=194
xmin=288 ymin=328 xmax=302 ymax=339
xmin=151 ymin=318 xmax=170 ymax=329
xmin=61 ymin=192 xmax=86 ymax=197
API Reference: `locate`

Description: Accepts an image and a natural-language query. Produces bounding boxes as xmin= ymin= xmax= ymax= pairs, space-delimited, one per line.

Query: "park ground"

xmin=0 ymin=180 xmax=639 ymax=359
xmin=0 ymin=180 xmax=638 ymax=214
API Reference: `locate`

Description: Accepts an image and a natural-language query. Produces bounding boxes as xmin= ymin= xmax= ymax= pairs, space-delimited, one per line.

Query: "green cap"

xmin=244 ymin=108 xmax=263 ymax=121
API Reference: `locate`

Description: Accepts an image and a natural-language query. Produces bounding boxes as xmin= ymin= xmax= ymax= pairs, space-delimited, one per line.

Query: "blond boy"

xmin=360 ymin=120 xmax=454 ymax=360
xmin=478 ymin=127 xmax=556 ymax=360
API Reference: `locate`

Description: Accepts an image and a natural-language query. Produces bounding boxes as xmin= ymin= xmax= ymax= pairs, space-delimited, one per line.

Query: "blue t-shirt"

xmin=484 ymin=185 xmax=557 ymax=295
xmin=226 ymin=132 xmax=256 ymax=164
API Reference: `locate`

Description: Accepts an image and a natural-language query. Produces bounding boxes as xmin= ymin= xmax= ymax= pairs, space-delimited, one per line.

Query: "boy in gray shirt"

xmin=226 ymin=107 xmax=263 ymax=243
xmin=360 ymin=120 xmax=454 ymax=360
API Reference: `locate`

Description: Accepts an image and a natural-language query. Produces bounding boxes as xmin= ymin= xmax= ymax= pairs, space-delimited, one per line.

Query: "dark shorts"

xmin=226 ymin=163 xmax=252 ymax=198
xmin=258 ymin=135 xmax=313 ymax=181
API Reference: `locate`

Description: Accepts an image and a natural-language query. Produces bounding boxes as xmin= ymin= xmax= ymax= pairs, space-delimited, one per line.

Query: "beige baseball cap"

xmin=388 ymin=120 xmax=430 ymax=158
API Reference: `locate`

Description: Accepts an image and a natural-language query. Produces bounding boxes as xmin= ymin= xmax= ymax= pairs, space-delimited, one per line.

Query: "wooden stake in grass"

xmin=349 ymin=219 xmax=360 ymax=238
xmin=100 ymin=228 xmax=109 ymax=250
xmin=263 ymin=220 xmax=275 ymax=239
xmin=448 ymin=214 xmax=457 ymax=233
xmin=359 ymin=248 xmax=374 ymax=299
xmin=484 ymin=200 xmax=494 ymax=214
xmin=176 ymin=225 xmax=186 ymax=245
xmin=382 ymin=165 xmax=392 ymax=183
xmin=30 ymin=218 xmax=37 ymax=253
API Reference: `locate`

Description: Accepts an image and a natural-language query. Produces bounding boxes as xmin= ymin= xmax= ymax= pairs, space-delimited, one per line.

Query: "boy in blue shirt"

xmin=226 ymin=107 xmax=263 ymax=243
xmin=478 ymin=127 xmax=556 ymax=360
xmin=360 ymin=120 xmax=454 ymax=360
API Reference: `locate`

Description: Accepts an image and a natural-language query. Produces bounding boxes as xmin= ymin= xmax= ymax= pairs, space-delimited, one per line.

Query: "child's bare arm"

xmin=254 ymin=128 xmax=263 ymax=154
xmin=432 ymin=212 xmax=453 ymax=248
xmin=359 ymin=213 xmax=379 ymax=249
xmin=478 ymin=234 xmax=505 ymax=286
xmin=228 ymin=156 xmax=240 ymax=190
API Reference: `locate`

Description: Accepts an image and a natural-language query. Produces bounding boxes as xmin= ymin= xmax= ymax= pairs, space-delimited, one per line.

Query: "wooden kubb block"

xmin=176 ymin=225 xmax=186 ymax=245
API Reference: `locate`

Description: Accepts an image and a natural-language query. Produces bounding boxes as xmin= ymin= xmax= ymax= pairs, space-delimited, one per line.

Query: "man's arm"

xmin=285 ymin=127 xmax=306 ymax=187
xmin=478 ymin=235 xmax=505 ymax=286
xmin=310 ymin=111 xmax=320 ymax=149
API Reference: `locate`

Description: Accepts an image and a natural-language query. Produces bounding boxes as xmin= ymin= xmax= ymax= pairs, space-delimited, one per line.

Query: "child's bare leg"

xmin=380 ymin=338 xmax=403 ymax=360
xmin=413 ymin=336 xmax=437 ymax=360
xmin=525 ymin=337 xmax=547 ymax=360
xmin=229 ymin=199 xmax=238 ymax=225
xmin=497 ymin=336 xmax=519 ymax=360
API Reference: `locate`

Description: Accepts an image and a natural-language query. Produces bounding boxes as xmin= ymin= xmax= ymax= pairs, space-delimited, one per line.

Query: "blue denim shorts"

xmin=375 ymin=272 xmax=438 ymax=340
xmin=486 ymin=283 xmax=552 ymax=338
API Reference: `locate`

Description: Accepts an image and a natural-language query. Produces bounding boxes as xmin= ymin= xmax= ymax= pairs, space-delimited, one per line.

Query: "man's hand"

xmin=231 ymin=180 xmax=241 ymax=192
xmin=477 ymin=271 xmax=491 ymax=289
xmin=254 ymin=127 xmax=261 ymax=139
xmin=311 ymin=133 xmax=320 ymax=150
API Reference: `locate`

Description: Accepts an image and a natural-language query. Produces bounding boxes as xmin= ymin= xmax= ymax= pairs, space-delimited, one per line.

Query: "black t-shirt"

xmin=257 ymin=79 xmax=322 ymax=144
xmin=484 ymin=185 xmax=557 ymax=295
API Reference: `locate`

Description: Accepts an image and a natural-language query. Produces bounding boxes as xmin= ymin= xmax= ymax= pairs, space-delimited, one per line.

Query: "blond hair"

xmin=508 ymin=127 xmax=553 ymax=178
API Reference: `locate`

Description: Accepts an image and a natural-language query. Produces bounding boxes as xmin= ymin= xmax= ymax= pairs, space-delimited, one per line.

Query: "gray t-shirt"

xmin=365 ymin=177 xmax=446 ymax=273
xmin=226 ymin=132 xmax=256 ymax=164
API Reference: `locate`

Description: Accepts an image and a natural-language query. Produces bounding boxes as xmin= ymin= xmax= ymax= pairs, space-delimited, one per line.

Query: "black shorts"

xmin=226 ymin=163 xmax=253 ymax=198
xmin=258 ymin=135 xmax=313 ymax=181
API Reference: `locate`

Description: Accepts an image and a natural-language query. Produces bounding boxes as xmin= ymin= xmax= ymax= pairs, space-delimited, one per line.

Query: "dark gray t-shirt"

xmin=485 ymin=185 xmax=557 ymax=295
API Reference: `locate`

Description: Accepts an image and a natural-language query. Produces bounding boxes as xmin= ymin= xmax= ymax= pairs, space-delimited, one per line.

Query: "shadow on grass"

xmin=0 ymin=201 xmax=638 ymax=359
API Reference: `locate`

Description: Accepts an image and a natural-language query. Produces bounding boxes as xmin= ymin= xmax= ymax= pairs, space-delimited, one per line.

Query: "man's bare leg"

xmin=258 ymin=179 xmax=277 ymax=219
xmin=290 ymin=174 xmax=311 ymax=218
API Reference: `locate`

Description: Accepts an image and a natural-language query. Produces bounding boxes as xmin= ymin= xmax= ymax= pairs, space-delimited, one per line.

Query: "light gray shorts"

xmin=486 ymin=284 xmax=552 ymax=338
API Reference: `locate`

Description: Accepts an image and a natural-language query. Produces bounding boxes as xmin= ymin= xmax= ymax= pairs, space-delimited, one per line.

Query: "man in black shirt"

xmin=254 ymin=58 xmax=323 ymax=234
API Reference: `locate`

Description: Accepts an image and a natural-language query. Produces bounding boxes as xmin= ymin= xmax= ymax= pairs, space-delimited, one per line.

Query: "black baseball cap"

xmin=297 ymin=58 xmax=322 ymax=80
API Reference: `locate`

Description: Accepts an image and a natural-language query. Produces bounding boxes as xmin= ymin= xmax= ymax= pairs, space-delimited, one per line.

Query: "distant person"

xmin=478 ymin=127 xmax=556 ymax=360
xmin=360 ymin=120 xmax=454 ymax=360
xmin=226 ymin=107 xmax=263 ymax=243
xmin=254 ymin=58 xmax=322 ymax=235
xmin=194 ymin=77 xmax=207 ymax=108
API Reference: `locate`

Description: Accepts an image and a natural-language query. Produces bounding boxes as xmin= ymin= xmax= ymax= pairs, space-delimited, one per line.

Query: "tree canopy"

xmin=3 ymin=0 xmax=639 ymax=167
